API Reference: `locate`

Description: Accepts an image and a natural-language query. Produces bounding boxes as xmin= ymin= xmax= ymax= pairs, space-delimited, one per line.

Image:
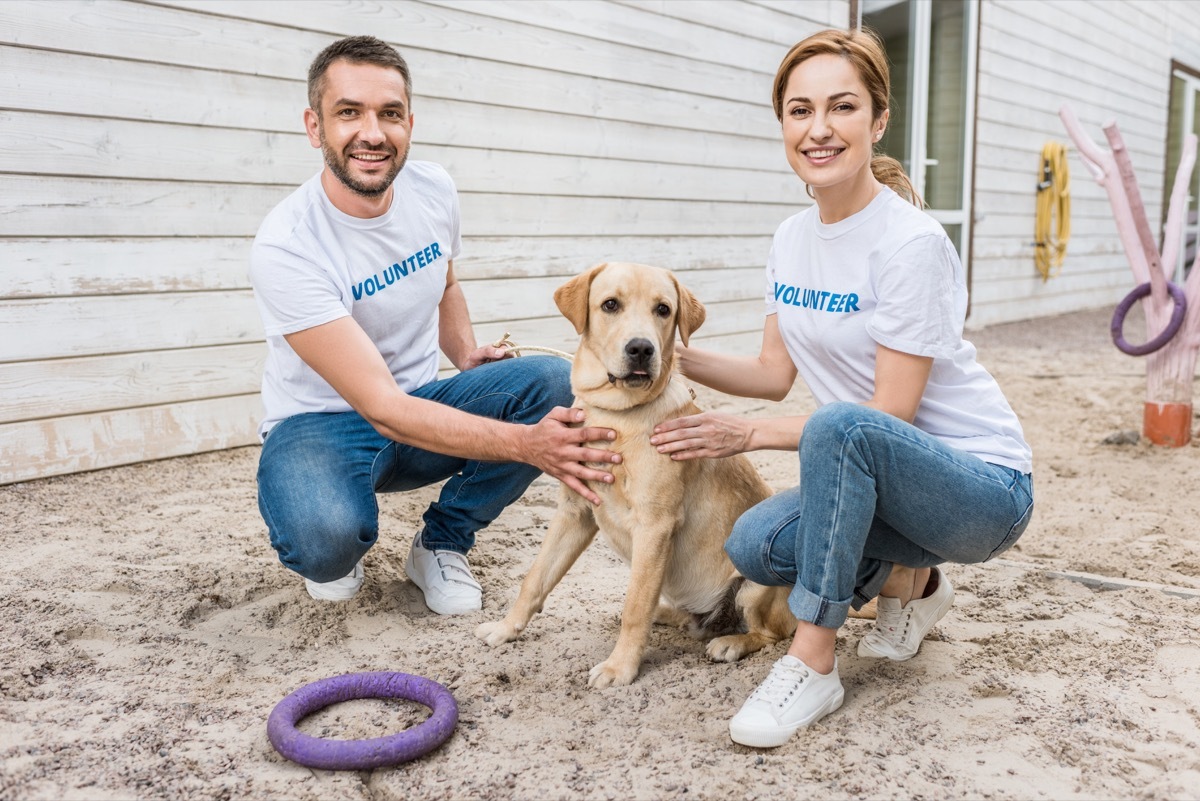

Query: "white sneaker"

xmin=304 ymin=560 xmax=364 ymax=601
xmin=404 ymin=533 xmax=482 ymax=615
xmin=858 ymin=567 xmax=955 ymax=661
xmin=728 ymin=655 xmax=844 ymax=748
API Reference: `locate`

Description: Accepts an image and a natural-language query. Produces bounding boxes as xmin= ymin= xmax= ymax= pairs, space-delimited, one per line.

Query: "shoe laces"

xmin=867 ymin=602 xmax=912 ymax=646
xmin=434 ymin=550 xmax=482 ymax=590
xmin=749 ymin=660 xmax=811 ymax=709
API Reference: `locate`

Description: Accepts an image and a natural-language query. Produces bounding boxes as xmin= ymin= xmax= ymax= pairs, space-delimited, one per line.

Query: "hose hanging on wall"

xmin=1034 ymin=141 xmax=1071 ymax=281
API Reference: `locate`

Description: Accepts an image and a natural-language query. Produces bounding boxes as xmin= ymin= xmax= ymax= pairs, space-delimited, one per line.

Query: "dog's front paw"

xmin=587 ymin=658 xmax=639 ymax=688
xmin=706 ymin=633 xmax=768 ymax=662
xmin=474 ymin=619 xmax=523 ymax=647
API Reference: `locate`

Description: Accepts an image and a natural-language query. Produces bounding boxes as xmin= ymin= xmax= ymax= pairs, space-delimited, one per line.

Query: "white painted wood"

xmin=0 ymin=239 xmax=253 ymax=299
xmin=613 ymin=0 xmax=839 ymax=46
xmin=421 ymin=0 xmax=786 ymax=74
xmin=1 ymin=291 xmax=263 ymax=364
xmin=0 ymin=175 xmax=797 ymax=238
xmin=147 ymin=0 xmax=767 ymax=102
xmin=0 ymin=51 xmax=785 ymax=171
xmin=0 ymin=112 xmax=797 ymax=202
xmin=0 ymin=344 xmax=265 ymax=425
xmin=0 ymin=395 xmax=262 ymax=485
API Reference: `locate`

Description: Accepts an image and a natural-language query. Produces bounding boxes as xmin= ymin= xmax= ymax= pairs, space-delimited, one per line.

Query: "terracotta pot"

xmin=1143 ymin=401 xmax=1193 ymax=447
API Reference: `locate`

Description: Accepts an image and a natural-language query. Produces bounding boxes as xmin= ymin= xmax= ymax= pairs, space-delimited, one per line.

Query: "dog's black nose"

xmin=625 ymin=338 xmax=655 ymax=365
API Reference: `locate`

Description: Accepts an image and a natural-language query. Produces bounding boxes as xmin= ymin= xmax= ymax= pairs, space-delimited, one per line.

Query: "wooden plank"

xmin=0 ymin=175 xmax=290 ymax=237
xmin=0 ymin=343 xmax=265 ymax=425
xmin=0 ymin=10 xmax=778 ymax=141
xmin=0 ymin=394 xmax=261 ymax=486
xmin=0 ymin=175 xmax=793 ymax=238
xmin=0 ymin=238 xmax=253 ymax=299
xmin=0 ymin=291 xmax=263 ymax=363
xmin=421 ymin=0 xmax=784 ymax=74
xmin=985 ymin=1 xmax=1163 ymax=86
xmin=453 ymin=235 xmax=771 ymax=281
xmin=148 ymin=0 xmax=766 ymax=104
xmin=612 ymin=0 xmax=836 ymax=46
xmin=0 ymin=111 xmax=798 ymax=202
xmin=0 ymin=43 xmax=305 ymax=133
xmin=0 ymin=47 xmax=783 ymax=170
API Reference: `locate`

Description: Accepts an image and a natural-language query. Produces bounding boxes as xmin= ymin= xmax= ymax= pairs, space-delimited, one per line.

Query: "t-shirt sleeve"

xmin=866 ymin=233 xmax=961 ymax=360
xmin=250 ymin=239 xmax=350 ymax=337
xmin=763 ymin=238 xmax=780 ymax=317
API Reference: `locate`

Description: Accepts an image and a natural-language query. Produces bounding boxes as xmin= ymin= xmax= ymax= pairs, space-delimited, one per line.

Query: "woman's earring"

xmin=805 ymin=183 xmax=815 ymax=199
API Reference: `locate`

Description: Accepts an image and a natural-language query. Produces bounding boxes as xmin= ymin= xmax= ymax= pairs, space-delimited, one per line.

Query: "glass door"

xmin=1165 ymin=69 xmax=1200 ymax=282
xmin=862 ymin=0 xmax=977 ymax=261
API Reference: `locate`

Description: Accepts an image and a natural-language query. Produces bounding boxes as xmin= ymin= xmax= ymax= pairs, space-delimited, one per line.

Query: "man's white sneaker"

xmin=304 ymin=559 xmax=364 ymax=601
xmin=858 ymin=566 xmax=955 ymax=661
xmin=404 ymin=534 xmax=482 ymax=615
xmin=728 ymin=655 xmax=844 ymax=748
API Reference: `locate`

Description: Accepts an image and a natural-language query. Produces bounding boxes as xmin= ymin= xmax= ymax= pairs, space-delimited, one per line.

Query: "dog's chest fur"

xmin=577 ymin=378 xmax=700 ymax=560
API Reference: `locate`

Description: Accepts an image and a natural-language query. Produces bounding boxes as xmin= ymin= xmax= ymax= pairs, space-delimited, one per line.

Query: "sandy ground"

xmin=3 ymin=305 xmax=1200 ymax=801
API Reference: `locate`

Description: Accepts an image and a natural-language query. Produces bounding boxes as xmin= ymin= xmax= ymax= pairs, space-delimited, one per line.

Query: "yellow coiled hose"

xmin=1034 ymin=141 xmax=1071 ymax=281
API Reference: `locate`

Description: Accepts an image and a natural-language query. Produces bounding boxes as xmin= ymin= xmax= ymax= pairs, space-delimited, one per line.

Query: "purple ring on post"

xmin=1111 ymin=281 xmax=1188 ymax=356
xmin=267 ymin=671 xmax=457 ymax=770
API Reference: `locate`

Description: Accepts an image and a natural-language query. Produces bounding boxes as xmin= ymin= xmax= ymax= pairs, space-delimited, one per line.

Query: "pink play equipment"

xmin=1060 ymin=104 xmax=1200 ymax=447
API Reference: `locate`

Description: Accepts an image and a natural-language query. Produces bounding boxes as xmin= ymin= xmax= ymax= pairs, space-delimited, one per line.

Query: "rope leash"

xmin=491 ymin=331 xmax=575 ymax=361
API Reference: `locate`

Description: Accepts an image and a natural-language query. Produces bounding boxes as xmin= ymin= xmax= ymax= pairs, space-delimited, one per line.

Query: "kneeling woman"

xmin=650 ymin=28 xmax=1034 ymax=748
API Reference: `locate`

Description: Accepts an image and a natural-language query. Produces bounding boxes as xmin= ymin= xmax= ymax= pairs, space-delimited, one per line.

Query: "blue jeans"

xmin=725 ymin=402 xmax=1034 ymax=630
xmin=256 ymin=356 xmax=573 ymax=583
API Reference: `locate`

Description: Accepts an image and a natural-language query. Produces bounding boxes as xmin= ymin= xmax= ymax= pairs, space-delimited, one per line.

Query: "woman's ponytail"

xmin=871 ymin=155 xmax=923 ymax=208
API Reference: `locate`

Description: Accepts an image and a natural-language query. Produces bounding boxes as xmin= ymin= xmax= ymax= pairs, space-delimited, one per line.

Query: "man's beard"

xmin=320 ymin=132 xmax=409 ymax=197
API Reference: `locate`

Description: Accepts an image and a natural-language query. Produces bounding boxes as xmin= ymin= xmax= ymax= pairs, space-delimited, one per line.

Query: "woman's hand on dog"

xmin=525 ymin=407 xmax=621 ymax=505
xmin=651 ymin=412 xmax=751 ymax=460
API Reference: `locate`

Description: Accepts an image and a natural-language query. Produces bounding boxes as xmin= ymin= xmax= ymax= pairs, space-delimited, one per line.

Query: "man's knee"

xmin=270 ymin=507 xmax=377 ymax=582
xmin=508 ymin=355 xmax=574 ymax=412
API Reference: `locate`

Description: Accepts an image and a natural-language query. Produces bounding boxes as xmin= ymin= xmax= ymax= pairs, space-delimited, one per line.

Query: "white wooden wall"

xmin=968 ymin=0 xmax=1200 ymax=326
xmin=0 ymin=0 xmax=845 ymax=485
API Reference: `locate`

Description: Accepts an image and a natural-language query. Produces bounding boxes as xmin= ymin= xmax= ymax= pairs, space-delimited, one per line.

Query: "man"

xmin=250 ymin=36 xmax=618 ymax=615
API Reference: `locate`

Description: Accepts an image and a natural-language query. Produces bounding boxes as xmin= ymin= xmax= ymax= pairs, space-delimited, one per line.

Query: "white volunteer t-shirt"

xmin=250 ymin=161 xmax=462 ymax=438
xmin=766 ymin=187 xmax=1032 ymax=473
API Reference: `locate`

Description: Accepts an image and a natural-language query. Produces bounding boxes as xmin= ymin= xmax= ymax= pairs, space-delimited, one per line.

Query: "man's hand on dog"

xmin=526 ymin=407 xmax=621 ymax=505
xmin=651 ymin=411 xmax=751 ymax=460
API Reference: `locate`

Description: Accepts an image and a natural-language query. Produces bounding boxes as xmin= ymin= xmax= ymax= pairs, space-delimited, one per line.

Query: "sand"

xmin=3 ymin=306 xmax=1200 ymax=801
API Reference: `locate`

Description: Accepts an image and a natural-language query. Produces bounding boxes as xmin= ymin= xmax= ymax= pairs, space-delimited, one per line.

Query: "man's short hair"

xmin=307 ymin=35 xmax=412 ymax=114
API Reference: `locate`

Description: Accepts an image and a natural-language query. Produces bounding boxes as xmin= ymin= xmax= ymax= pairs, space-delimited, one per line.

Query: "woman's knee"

xmin=725 ymin=506 xmax=794 ymax=587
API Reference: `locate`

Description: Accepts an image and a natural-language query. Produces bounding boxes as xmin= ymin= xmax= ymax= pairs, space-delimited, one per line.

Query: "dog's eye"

xmin=601 ymin=298 xmax=619 ymax=312
xmin=655 ymin=303 xmax=671 ymax=317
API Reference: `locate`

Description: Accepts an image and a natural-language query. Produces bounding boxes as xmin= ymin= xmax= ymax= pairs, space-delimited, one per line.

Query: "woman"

xmin=650 ymin=28 xmax=1034 ymax=749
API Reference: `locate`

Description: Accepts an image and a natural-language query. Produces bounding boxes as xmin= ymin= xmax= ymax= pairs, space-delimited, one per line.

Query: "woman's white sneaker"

xmin=858 ymin=566 xmax=955 ymax=661
xmin=728 ymin=655 xmax=844 ymax=748
xmin=304 ymin=559 xmax=365 ymax=601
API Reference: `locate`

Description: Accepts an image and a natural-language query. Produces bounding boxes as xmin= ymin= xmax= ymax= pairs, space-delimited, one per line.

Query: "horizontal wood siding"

xmin=968 ymin=0 xmax=1200 ymax=327
xmin=0 ymin=0 xmax=843 ymax=484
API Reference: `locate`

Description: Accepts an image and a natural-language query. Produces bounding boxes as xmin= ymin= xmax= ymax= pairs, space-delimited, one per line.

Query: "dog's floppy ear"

xmin=554 ymin=263 xmax=607 ymax=335
xmin=672 ymin=274 xmax=706 ymax=346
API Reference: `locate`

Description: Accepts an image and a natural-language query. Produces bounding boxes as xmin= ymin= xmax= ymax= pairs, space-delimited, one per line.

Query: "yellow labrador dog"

xmin=475 ymin=262 xmax=796 ymax=688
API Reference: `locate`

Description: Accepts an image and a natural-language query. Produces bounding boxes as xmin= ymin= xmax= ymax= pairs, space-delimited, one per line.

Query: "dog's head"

xmin=554 ymin=262 xmax=705 ymax=410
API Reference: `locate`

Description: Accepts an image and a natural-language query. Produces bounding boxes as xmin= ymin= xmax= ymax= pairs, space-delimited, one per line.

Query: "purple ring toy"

xmin=267 ymin=671 xmax=457 ymax=770
xmin=1111 ymin=281 xmax=1188 ymax=356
